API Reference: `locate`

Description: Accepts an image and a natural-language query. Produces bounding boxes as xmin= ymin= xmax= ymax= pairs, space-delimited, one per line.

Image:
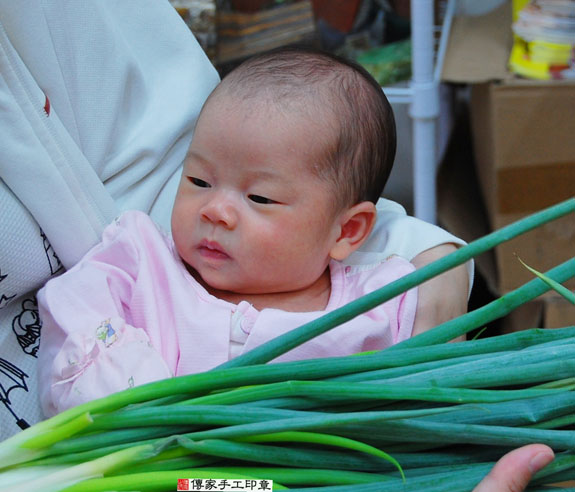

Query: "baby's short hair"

xmin=214 ymin=45 xmax=397 ymax=208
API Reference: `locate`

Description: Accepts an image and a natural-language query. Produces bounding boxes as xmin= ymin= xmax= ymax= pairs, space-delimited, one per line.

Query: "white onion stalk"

xmin=0 ymin=443 xmax=156 ymax=492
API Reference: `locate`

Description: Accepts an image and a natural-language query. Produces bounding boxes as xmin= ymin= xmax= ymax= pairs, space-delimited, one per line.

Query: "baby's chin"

xmin=205 ymin=281 xmax=279 ymax=296
xmin=185 ymin=262 xmax=307 ymax=297
xmin=188 ymin=268 xmax=258 ymax=296
xmin=202 ymin=276 xmax=299 ymax=301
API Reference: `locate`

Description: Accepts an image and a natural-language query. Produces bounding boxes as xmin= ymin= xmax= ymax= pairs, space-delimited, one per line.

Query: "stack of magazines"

xmin=510 ymin=0 xmax=575 ymax=79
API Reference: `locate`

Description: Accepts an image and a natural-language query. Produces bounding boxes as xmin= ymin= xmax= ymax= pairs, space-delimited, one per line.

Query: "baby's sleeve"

xmin=37 ymin=215 xmax=172 ymax=416
xmin=366 ymin=256 xmax=418 ymax=345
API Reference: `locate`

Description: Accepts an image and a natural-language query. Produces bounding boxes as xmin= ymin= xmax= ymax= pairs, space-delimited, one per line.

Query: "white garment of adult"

xmin=0 ymin=0 xmax=219 ymax=440
xmin=0 ymin=0 xmax=472 ymax=441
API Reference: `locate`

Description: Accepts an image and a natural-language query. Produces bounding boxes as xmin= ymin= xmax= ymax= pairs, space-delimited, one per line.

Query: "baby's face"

xmin=171 ymin=95 xmax=342 ymax=296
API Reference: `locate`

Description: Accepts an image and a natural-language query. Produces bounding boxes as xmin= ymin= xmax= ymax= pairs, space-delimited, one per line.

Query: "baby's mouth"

xmin=198 ymin=239 xmax=230 ymax=260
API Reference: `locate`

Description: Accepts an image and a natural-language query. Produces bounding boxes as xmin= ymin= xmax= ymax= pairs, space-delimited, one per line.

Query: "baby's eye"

xmin=188 ymin=177 xmax=211 ymax=188
xmin=248 ymin=194 xmax=276 ymax=205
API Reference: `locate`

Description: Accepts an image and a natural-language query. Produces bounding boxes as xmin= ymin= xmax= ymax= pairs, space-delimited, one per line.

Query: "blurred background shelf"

xmin=216 ymin=1 xmax=317 ymax=64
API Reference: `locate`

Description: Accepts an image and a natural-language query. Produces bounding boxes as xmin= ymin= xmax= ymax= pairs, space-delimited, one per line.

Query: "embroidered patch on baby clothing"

xmin=96 ymin=319 xmax=117 ymax=347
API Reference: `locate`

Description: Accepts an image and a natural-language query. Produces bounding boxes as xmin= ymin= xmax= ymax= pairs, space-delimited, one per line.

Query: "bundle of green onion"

xmin=1 ymin=199 xmax=574 ymax=492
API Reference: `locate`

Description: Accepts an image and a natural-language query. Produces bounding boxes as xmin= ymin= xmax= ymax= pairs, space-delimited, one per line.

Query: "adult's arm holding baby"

xmin=411 ymin=243 xmax=469 ymax=336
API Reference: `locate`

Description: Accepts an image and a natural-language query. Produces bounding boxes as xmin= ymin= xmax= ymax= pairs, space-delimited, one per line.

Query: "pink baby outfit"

xmin=37 ymin=211 xmax=417 ymax=416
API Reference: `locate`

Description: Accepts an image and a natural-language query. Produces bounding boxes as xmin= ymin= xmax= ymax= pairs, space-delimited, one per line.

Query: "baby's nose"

xmin=200 ymin=194 xmax=238 ymax=229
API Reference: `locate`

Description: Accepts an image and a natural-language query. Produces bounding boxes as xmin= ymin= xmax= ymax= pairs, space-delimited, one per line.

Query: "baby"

xmin=37 ymin=46 xmax=468 ymax=416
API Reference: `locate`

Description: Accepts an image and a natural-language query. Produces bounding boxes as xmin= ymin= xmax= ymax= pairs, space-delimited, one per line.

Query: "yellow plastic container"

xmin=513 ymin=0 xmax=531 ymax=23
xmin=509 ymin=0 xmax=575 ymax=79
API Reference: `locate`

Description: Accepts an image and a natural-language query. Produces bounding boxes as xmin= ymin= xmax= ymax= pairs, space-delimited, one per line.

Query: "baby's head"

xmin=172 ymin=46 xmax=397 ymax=298
xmin=209 ymin=45 xmax=397 ymax=210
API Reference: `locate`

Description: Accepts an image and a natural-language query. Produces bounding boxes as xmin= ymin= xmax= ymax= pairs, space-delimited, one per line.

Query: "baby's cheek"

xmin=244 ymin=220 xmax=315 ymax=268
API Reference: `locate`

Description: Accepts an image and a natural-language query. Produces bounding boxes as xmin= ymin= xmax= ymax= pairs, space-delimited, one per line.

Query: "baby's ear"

xmin=329 ymin=201 xmax=377 ymax=261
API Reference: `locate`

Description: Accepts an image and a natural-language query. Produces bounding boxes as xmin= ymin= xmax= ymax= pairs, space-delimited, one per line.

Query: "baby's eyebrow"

xmin=245 ymin=168 xmax=283 ymax=182
xmin=183 ymin=150 xmax=211 ymax=168
xmin=184 ymin=149 xmax=202 ymax=161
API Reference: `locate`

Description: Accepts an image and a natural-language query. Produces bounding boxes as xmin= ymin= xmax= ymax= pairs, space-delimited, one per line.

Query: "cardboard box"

xmin=440 ymin=1 xmax=575 ymax=294
xmin=501 ymin=294 xmax=575 ymax=333
xmin=469 ymin=81 xmax=575 ymax=293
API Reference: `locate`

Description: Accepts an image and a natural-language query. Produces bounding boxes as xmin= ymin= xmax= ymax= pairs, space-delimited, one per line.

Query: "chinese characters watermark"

xmin=177 ymin=478 xmax=274 ymax=491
